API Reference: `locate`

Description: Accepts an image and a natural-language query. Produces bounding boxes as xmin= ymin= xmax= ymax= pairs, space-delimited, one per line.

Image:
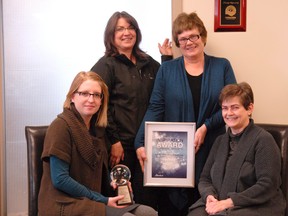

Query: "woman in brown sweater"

xmin=38 ymin=71 xmax=157 ymax=216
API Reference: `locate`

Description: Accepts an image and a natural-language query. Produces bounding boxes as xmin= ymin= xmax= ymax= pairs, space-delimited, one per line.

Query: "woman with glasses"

xmin=134 ymin=12 xmax=236 ymax=216
xmin=38 ymin=71 xmax=157 ymax=216
xmin=90 ymin=11 xmax=172 ymax=209
xmin=188 ymin=82 xmax=285 ymax=216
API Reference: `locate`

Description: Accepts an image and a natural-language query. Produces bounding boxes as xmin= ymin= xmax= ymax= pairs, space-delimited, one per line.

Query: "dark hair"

xmin=172 ymin=12 xmax=207 ymax=47
xmin=103 ymin=11 xmax=148 ymax=59
xmin=219 ymin=82 xmax=254 ymax=110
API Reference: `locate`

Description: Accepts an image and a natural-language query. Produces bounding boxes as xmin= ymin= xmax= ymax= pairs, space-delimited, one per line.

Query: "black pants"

xmin=105 ymin=146 xmax=138 ymax=197
xmin=133 ymin=161 xmax=200 ymax=216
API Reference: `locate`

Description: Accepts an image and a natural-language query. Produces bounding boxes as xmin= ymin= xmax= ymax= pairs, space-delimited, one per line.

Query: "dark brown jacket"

xmin=38 ymin=108 xmax=108 ymax=216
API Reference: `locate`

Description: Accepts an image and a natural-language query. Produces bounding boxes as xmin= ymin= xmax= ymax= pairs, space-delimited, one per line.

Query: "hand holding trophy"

xmin=110 ymin=164 xmax=133 ymax=205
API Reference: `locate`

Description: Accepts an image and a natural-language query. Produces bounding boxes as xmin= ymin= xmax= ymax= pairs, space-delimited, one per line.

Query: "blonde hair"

xmin=63 ymin=71 xmax=109 ymax=127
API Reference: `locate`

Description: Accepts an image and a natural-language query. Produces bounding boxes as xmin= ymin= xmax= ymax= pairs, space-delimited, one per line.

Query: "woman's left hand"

xmin=194 ymin=124 xmax=207 ymax=153
xmin=158 ymin=38 xmax=173 ymax=56
xmin=205 ymin=198 xmax=234 ymax=215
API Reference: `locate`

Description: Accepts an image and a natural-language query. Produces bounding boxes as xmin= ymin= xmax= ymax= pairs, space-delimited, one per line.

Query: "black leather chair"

xmin=24 ymin=124 xmax=288 ymax=215
xmin=257 ymin=124 xmax=288 ymax=216
xmin=25 ymin=126 xmax=48 ymax=216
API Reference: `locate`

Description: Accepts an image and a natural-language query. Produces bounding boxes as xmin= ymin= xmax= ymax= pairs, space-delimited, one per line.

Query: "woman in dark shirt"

xmin=188 ymin=82 xmax=286 ymax=216
xmin=134 ymin=12 xmax=236 ymax=216
xmin=90 ymin=11 xmax=172 ymax=208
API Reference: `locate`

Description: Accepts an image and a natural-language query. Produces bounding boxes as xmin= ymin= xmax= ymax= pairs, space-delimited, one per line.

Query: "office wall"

xmin=1 ymin=0 xmax=288 ymax=215
xmin=1 ymin=0 xmax=171 ymax=215
xmin=1 ymin=0 xmax=5 ymax=215
xmin=182 ymin=0 xmax=288 ymax=124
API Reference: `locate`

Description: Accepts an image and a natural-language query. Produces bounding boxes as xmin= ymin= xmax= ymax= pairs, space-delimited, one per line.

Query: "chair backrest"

xmin=25 ymin=126 xmax=48 ymax=216
xmin=257 ymin=123 xmax=288 ymax=216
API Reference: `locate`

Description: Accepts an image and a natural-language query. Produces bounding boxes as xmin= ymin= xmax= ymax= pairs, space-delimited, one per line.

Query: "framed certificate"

xmin=214 ymin=0 xmax=247 ymax=32
xmin=144 ymin=122 xmax=196 ymax=187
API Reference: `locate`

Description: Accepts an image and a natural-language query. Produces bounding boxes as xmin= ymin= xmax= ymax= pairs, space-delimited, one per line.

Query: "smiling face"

xmin=114 ymin=17 xmax=136 ymax=54
xmin=221 ymin=96 xmax=254 ymax=134
xmin=177 ymin=29 xmax=205 ymax=59
xmin=71 ymin=79 xmax=102 ymax=124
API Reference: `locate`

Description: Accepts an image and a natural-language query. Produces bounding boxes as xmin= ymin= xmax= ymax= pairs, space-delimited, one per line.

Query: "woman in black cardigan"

xmin=188 ymin=82 xmax=286 ymax=216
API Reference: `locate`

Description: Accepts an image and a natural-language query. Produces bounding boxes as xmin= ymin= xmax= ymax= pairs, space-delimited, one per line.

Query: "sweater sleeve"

xmin=198 ymin=136 xmax=221 ymax=200
xmin=204 ymin=57 xmax=236 ymax=131
xmin=50 ymin=155 xmax=109 ymax=204
xmin=161 ymin=55 xmax=173 ymax=63
xmin=228 ymin=133 xmax=282 ymax=206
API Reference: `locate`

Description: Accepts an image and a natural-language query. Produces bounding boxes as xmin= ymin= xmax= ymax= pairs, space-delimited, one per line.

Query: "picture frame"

xmin=214 ymin=0 xmax=247 ymax=32
xmin=144 ymin=122 xmax=196 ymax=187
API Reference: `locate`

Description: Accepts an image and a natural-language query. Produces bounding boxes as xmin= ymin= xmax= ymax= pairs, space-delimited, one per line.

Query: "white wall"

xmin=0 ymin=0 xmax=5 ymax=214
xmin=2 ymin=0 xmax=288 ymax=214
xmin=182 ymin=0 xmax=288 ymax=124
xmin=1 ymin=0 xmax=171 ymax=214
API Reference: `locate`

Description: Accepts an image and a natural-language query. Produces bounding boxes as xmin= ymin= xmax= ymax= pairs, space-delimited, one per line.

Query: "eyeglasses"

xmin=75 ymin=91 xmax=103 ymax=100
xmin=115 ymin=26 xmax=136 ymax=33
xmin=178 ymin=35 xmax=200 ymax=45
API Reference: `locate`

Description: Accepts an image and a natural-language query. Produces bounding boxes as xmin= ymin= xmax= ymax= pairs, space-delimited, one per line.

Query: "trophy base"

xmin=117 ymin=184 xmax=133 ymax=205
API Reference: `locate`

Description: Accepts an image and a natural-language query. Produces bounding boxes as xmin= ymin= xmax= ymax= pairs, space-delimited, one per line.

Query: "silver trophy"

xmin=110 ymin=164 xmax=133 ymax=205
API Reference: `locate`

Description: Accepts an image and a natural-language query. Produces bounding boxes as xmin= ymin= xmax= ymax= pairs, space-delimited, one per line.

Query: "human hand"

xmin=206 ymin=195 xmax=218 ymax=205
xmin=136 ymin=147 xmax=147 ymax=173
xmin=205 ymin=198 xmax=234 ymax=215
xmin=158 ymin=38 xmax=173 ymax=56
xmin=107 ymin=195 xmax=128 ymax=208
xmin=194 ymin=124 xmax=207 ymax=153
xmin=109 ymin=141 xmax=124 ymax=167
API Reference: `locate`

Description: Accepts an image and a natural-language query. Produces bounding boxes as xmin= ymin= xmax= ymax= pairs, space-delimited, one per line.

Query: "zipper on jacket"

xmin=136 ymin=64 xmax=142 ymax=79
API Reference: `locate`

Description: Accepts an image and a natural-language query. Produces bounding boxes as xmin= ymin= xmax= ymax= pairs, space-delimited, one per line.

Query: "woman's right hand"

xmin=206 ymin=195 xmax=218 ymax=205
xmin=205 ymin=195 xmax=234 ymax=215
xmin=109 ymin=141 xmax=124 ymax=167
xmin=107 ymin=195 xmax=127 ymax=208
xmin=136 ymin=147 xmax=147 ymax=172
